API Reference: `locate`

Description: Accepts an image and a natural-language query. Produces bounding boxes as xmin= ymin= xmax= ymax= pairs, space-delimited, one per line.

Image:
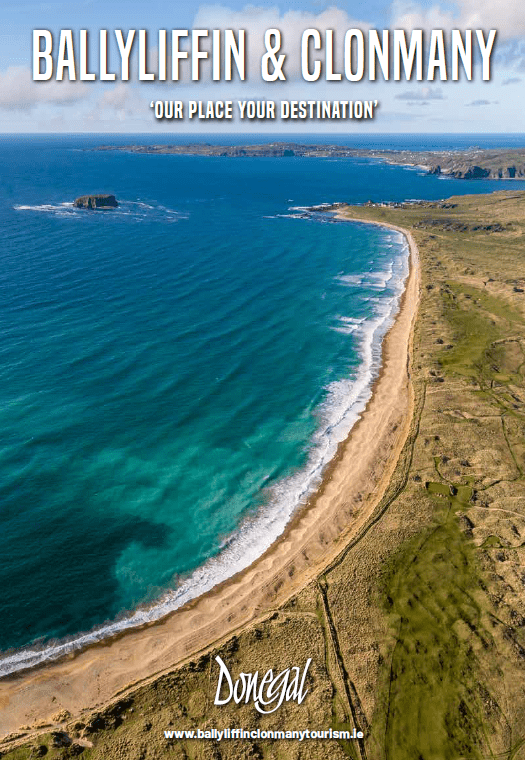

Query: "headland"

xmin=93 ymin=143 xmax=525 ymax=179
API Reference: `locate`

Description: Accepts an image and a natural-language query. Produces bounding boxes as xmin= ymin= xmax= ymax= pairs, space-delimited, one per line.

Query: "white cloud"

xmin=465 ymin=98 xmax=496 ymax=104
xmin=98 ymin=84 xmax=132 ymax=111
xmin=390 ymin=0 xmax=525 ymax=40
xmin=390 ymin=1 xmax=456 ymax=33
xmin=395 ymin=86 xmax=445 ymax=100
xmin=0 ymin=66 xmax=89 ymax=111
xmin=92 ymin=83 xmax=152 ymax=124
xmin=192 ymin=4 xmax=369 ymax=81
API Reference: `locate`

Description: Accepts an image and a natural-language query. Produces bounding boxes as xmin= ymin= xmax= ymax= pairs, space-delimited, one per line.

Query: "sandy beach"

xmin=0 ymin=218 xmax=420 ymax=743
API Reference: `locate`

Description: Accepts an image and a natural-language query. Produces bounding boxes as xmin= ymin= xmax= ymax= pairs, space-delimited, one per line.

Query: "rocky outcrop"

xmin=454 ymin=165 xmax=491 ymax=179
xmin=427 ymin=163 xmax=525 ymax=180
xmin=427 ymin=164 xmax=490 ymax=179
xmin=73 ymin=194 xmax=118 ymax=209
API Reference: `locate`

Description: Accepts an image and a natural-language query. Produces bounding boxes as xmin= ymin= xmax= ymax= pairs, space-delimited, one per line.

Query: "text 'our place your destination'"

xmin=149 ymin=99 xmax=379 ymax=120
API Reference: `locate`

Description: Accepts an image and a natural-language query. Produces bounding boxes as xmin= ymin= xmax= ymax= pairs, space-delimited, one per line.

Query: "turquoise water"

xmin=1 ymin=134 xmax=523 ymax=673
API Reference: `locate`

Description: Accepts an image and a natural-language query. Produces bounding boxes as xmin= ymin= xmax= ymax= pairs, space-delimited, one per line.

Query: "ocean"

xmin=1 ymin=133 xmax=523 ymax=674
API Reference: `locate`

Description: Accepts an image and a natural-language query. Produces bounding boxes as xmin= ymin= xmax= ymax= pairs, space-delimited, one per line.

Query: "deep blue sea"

xmin=1 ymin=133 xmax=524 ymax=674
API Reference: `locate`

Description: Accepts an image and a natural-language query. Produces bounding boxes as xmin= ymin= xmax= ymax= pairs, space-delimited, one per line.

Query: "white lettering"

xmin=213 ymin=657 xmax=311 ymax=714
xmin=427 ymin=29 xmax=447 ymax=81
xmin=476 ymin=29 xmax=497 ymax=81
xmin=115 ymin=29 xmax=135 ymax=81
xmin=302 ymin=29 xmax=321 ymax=82
xmin=33 ymin=30 xmax=53 ymax=80
xmin=56 ymin=30 xmax=76 ymax=81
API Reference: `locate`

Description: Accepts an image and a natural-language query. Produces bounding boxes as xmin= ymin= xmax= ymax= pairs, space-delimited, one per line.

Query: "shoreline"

xmin=0 ymin=216 xmax=421 ymax=744
xmin=0 ymin=218 xmax=408 ymax=680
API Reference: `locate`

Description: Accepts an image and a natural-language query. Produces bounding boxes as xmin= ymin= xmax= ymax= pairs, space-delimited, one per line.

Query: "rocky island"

xmin=92 ymin=143 xmax=525 ymax=180
xmin=73 ymin=194 xmax=119 ymax=209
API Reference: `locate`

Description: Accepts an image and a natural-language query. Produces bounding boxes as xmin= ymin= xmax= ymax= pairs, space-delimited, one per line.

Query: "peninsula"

xmin=92 ymin=143 xmax=525 ymax=179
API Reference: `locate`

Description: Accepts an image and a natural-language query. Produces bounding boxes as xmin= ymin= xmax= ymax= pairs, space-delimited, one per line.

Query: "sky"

xmin=0 ymin=0 xmax=523 ymax=133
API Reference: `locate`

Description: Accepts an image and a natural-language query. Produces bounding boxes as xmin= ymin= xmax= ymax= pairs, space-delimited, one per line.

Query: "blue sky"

xmin=0 ymin=0 xmax=523 ymax=133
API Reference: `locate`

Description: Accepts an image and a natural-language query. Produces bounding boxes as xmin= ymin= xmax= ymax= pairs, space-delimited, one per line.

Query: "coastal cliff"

xmin=427 ymin=163 xmax=525 ymax=179
xmin=380 ymin=148 xmax=525 ymax=179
